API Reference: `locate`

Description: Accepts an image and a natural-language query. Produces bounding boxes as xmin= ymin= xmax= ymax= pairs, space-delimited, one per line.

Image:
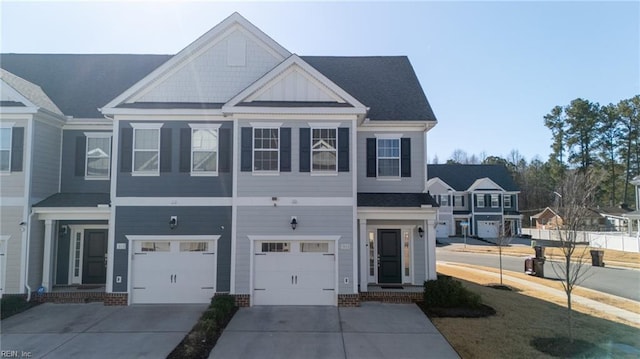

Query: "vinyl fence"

xmin=522 ymin=228 xmax=640 ymax=253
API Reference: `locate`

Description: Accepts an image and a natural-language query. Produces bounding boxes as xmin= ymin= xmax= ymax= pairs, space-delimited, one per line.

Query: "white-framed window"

xmin=476 ymin=194 xmax=485 ymax=208
xmin=504 ymin=195 xmax=512 ymax=208
xmin=300 ymin=242 xmax=329 ymax=253
xmin=377 ymin=138 xmax=400 ymax=177
xmin=261 ymin=242 xmax=289 ymax=252
xmin=0 ymin=127 xmax=11 ymax=172
xmin=368 ymin=231 xmax=375 ymax=277
xmin=440 ymin=195 xmax=449 ymax=207
xmin=403 ymin=230 xmax=411 ymax=279
xmin=190 ymin=124 xmax=220 ymax=176
xmin=85 ymin=133 xmax=111 ymax=179
xmin=491 ymin=194 xmax=500 ymax=208
xmin=132 ymin=124 xmax=162 ymax=175
xmin=312 ymin=128 xmax=337 ymax=172
xmin=454 ymin=195 xmax=464 ymax=207
xmin=253 ymin=128 xmax=279 ymax=172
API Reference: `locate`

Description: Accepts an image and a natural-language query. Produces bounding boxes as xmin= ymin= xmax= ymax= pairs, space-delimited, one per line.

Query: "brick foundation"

xmin=103 ymin=293 xmax=128 ymax=306
xmin=30 ymin=292 xmax=128 ymax=306
xmin=359 ymin=291 xmax=422 ymax=304
xmin=232 ymin=294 xmax=250 ymax=307
xmin=338 ymin=294 xmax=360 ymax=307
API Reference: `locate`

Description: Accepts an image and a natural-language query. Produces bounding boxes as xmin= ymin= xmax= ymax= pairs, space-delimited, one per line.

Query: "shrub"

xmin=423 ymin=275 xmax=482 ymax=309
xmin=1 ymin=295 xmax=38 ymax=319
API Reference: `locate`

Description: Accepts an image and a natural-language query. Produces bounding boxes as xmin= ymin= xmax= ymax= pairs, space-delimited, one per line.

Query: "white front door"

xmin=131 ymin=239 xmax=216 ymax=304
xmin=253 ymin=241 xmax=335 ymax=306
xmin=477 ymin=221 xmax=499 ymax=238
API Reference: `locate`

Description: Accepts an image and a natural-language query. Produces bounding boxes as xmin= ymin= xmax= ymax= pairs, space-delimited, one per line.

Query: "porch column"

xmin=425 ymin=219 xmax=437 ymax=280
xmin=42 ymin=219 xmax=55 ymax=292
xmin=359 ymin=218 xmax=368 ymax=292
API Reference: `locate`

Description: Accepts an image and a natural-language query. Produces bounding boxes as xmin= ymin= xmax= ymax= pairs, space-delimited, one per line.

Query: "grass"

xmin=431 ymin=267 xmax=640 ymax=358
xmin=1 ymin=295 xmax=40 ymax=319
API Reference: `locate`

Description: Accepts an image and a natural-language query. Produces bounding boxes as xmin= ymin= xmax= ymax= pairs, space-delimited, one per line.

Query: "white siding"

xmin=1 ymin=206 xmax=24 ymax=293
xmin=30 ymin=119 xmax=61 ymax=204
xmin=251 ymin=69 xmax=337 ymax=102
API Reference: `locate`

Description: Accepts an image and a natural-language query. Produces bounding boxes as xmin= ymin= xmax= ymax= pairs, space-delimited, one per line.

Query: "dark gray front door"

xmin=82 ymin=229 xmax=107 ymax=284
xmin=377 ymin=229 xmax=401 ymax=284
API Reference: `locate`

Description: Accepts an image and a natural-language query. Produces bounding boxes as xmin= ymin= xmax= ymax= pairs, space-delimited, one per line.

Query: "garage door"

xmin=436 ymin=222 xmax=449 ymax=238
xmin=132 ymin=239 xmax=216 ymax=304
xmin=477 ymin=221 xmax=499 ymax=238
xmin=253 ymin=241 xmax=335 ymax=306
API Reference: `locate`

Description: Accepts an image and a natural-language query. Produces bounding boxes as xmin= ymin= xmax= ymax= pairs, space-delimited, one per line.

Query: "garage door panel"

xmin=253 ymin=288 xmax=335 ymax=306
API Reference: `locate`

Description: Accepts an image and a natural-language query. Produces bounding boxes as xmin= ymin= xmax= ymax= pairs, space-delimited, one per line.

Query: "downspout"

xmin=24 ymin=210 xmax=35 ymax=301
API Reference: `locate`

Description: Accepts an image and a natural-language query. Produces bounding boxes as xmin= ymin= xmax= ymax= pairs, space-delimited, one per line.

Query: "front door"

xmin=82 ymin=229 xmax=107 ymax=284
xmin=377 ymin=229 xmax=401 ymax=284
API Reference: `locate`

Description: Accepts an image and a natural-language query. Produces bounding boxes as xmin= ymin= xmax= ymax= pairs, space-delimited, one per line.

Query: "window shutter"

xmin=240 ymin=127 xmax=252 ymax=172
xmin=366 ymin=138 xmax=376 ymax=177
xmin=219 ymin=128 xmax=231 ymax=173
xmin=401 ymin=138 xmax=411 ymax=177
xmin=160 ymin=128 xmax=172 ymax=172
xmin=280 ymin=127 xmax=291 ymax=172
xmin=179 ymin=128 xmax=191 ymax=172
xmin=299 ymin=128 xmax=310 ymax=172
xmin=10 ymin=127 xmax=24 ymax=172
xmin=338 ymin=127 xmax=349 ymax=172
xmin=75 ymin=136 xmax=86 ymax=176
xmin=120 ymin=128 xmax=133 ymax=173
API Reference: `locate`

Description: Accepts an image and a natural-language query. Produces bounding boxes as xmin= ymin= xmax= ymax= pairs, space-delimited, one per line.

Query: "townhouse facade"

xmin=0 ymin=13 xmax=439 ymax=306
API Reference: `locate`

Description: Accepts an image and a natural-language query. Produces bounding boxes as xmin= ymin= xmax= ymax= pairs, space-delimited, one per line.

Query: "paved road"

xmin=436 ymin=246 xmax=640 ymax=302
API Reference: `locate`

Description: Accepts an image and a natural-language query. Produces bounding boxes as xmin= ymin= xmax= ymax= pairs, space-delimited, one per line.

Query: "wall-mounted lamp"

xmin=19 ymin=221 xmax=26 ymax=232
xmin=60 ymin=224 xmax=69 ymax=235
xmin=169 ymin=216 xmax=178 ymax=230
xmin=418 ymin=227 xmax=424 ymax=238
xmin=290 ymin=217 xmax=298 ymax=230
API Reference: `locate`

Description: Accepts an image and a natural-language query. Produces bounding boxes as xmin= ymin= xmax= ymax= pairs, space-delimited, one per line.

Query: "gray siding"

xmin=413 ymin=228 xmax=426 ymax=284
xmin=60 ymin=130 xmax=111 ymax=193
xmin=237 ymin=119 xmax=353 ymax=197
xmin=28 ymin=220 xmax=44 ymax=290
xmin=2 ymin=206 xmax=24 ymax=293
xmin=116 ymin=121 xmax=233 ymax=197
xmin=113 ymin=206 xmax=232 ymax=292
xmin=357 ymin=131 xmax=425 ymax=193
xmin=235 ymin=206 xmax=354 ymax=294
xmin=55 ymin=230 xmax=70 ymax=285
xmin=30 ymin=120 xmax=61 ymax=204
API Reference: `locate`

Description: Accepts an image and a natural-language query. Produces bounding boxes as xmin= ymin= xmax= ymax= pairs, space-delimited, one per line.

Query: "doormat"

xmin=380 ymin=285 xmax=404 ymax=289
xmin=77 ymin=285 xmax=104 ymax=290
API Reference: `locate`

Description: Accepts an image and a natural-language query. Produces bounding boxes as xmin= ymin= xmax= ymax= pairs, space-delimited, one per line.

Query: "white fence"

xmin=522 ymin=228 xmax=640 ymax=253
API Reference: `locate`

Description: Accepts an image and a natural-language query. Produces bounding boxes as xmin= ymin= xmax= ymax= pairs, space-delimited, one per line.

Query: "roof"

xmin=531 ymin=207 xmax=559 ymax=219
xmin=0 ymin=68 xmax=63 ymax=115
xmin=357 ymin=192 xmax=438 ymax=207
xmin=34 ymin=193 xmax=110 ymax=208
xmin=427 ymin=164 xmax=520 ymax=192
xmin=0 ymin=54 xmax=436 ymax=122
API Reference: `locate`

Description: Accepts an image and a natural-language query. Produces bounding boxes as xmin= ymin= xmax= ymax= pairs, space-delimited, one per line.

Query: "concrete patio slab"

xmin=85 ymin=304 xmax=206 ymax=332
xmin=342 ymin=332 xmax=459 ymax=359
xmin=211 ymin=331 xmax=345 ymax=359
xmin=226 ymin=306 xmax=341 ymax=332
xmin=0 ymin=303 xmax=118 ymax=334
xmin=339 ymin=302 xmax=437 ymax=333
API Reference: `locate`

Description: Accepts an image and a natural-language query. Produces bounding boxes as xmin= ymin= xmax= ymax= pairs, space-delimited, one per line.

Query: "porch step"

xmin=34 ymin=292 xmax=107 ymax=304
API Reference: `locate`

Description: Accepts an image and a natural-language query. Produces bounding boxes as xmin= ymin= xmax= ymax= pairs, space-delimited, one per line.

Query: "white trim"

xmin=374 ymin=133 xmax=403 ymax=139
xmin=248 ymin=235 xmax=341 ymax=242
xmin=190 ymin=126 xmax=219 ymax=176
xmin=126 ymin=235 xmax=221 ymax=242
xmin=249 ymin=122 xmax=283 ymax=128
xmin=19 ymin=118 xmax=34 ymax=293
xmin=33 ymin=208 xmax=110 ymax=221
xmin=0 ymin=236 xmax=9 ymax=297
xmin=188 ymin=123 xmax=222 ymax=130
xmin=129 ymin=123 xmax=163 ymax=129
xmin=310 ymin=126 xmax=338 ymax=174
xmin=66 ymin=225 xmax=109 ymax=285
xmin=0 ymin=126 xmax=12 ymax=172
xmin=230 ymin=118 xmax=239 ymax=294
xmin=0 ymin=80 xmax=38 ymax=109
xmin=236 ymin=197 xmax=353 ymax=206
xmin=252 ymin=126 xmax=280 ymax=173
xmin=0 ymin=122 xmax=16 ymax=128
xmin=83 ymin=132 xmax=112 ymax=138
xmin=106 ymin=118 xmax=119 ymax=293
xmin=308 ymin=122 xmax=342 ymax=128
xmin=113 ymin=197 xmax=232 ymax=206
xmin=132 ymin=126 xmax=161 ymax=176
xmin=351 ymin=118 xmax=358 ymax=294
xmin=84 ymin=133 xmax=112 ymax=180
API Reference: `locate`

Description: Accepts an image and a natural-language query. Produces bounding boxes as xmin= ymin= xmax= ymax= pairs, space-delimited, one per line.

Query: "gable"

xmin=468 ymin=177 xmax=504 ymax=192
xmin=425 ymin=178 xmax=453 ymax=194
xmin=0 ymin=80 xmax=32 ymax=107
xmin=246 ymin=66 xmax=341 ymax=103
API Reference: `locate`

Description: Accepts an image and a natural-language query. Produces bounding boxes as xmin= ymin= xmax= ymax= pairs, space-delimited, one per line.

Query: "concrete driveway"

xmin=210 ymin=302 xmax=459 ymax=359
xmin=0 ymin=302 xmax=207 ymax=358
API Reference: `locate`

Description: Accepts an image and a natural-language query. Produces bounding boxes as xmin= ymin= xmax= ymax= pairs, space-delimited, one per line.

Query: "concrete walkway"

xmin=209 ymin=303 xmax=459 ymax=359
xmin=0 ymin=302 xmax=207 ymax=358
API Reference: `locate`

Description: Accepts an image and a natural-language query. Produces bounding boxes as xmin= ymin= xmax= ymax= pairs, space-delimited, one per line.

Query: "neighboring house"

xmin=531 ymin=205 xmax=631 ymax=232
xmin=530 ymin=207 xmax=563 ymax=229
xmin=623 ymin=175 xmax=640 ymax=236
xmin=0 ymin=13 xmax=439 ymax=305
xmin=426 ymin=164 xmax=522 ymax=239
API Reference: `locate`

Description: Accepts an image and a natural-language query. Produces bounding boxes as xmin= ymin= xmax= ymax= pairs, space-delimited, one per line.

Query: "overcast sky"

xmin=2 ymin=1 xmax=638 ymax=163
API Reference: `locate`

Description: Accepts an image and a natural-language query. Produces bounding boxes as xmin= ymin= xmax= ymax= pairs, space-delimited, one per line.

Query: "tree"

xmin=618 ymin=95 xmax=640 ymax=206
xmin=447 ymin=149 xmax=469 ymax=164
xmin=544 ymin=105 xmax=567 ymax=184
xmin=564 ymin=98 xmax=600 ymax=170
xmin=495 ymin=223 xmax=512 ymax=286
xmin=597 ymin=104 xmax=621 ymax=205
xmin=550 ymin=169 xmax=601 ymax=342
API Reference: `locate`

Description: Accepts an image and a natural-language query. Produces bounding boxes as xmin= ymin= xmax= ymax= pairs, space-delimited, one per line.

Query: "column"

xmin=425 ymin=219 xmax=437 ymax=280
xmin=359 ymin=218 xmax=368 ymax=292
xmin=42 ymin=219 xmax=54 ymax=292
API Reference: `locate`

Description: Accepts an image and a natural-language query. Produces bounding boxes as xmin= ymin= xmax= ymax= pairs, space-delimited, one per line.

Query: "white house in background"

xmin=623 ymin=175 xmax=640 ymax=237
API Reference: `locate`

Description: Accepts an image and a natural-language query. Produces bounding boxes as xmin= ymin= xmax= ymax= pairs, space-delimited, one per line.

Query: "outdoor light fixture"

xmin=290 ymin=217 xmax=298 ymax=230
xmin=60 ymin=224 xmax=69 ymax=235
xmin=418 ymin=227 xmax=424 ymax=238
xmin=169 ymin=216 xmax=178 ymax=230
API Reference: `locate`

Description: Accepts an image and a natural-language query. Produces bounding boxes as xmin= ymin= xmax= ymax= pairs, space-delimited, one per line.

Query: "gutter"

xmin=24 ymin=210 xmax=35 ymax=301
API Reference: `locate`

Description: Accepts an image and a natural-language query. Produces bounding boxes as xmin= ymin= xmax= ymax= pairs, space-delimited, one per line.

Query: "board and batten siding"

xmin=236 ymin=119 xmax=354 ymax=197
xmin=30 ymin=120 xmax=61 ymax=204
xmin=113 ymin=206 xmax=232 ymax=293
xmin=2 ymin=206 xmax=24 ymax=293
xmin=357 ymin=131 xmax=425 ymax=193
xmin=234 ymin=206 xmax=354 ymax=295
xmin=27 ymin=220 xmax=44 ymax=290
xmin=60 ymin=130 xmax=111 ymax=193
xmin=0 ymin=118 xmax=28 ymax=198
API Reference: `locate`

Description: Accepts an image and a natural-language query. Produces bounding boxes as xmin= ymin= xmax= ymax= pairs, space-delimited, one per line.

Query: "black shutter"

xmin=179 ymin=128 xmax=191 ymax=172
xmin=75 ymin=136 xmax=86 ymax=176
xmin=366 ymin=138 xmax=376 ymax=177
xmin=120 ymin=128 xmax=133 ymax=173
xmin=338 ymin=128 xmax=349 ymax=172
xmin=401 ymin=138 xmax=411 ymax=177
xmin=240 ymin=127 xmax=252 ymax=172
xmin=299 ymin=128 xmax=310 ymax=172
xmin=160 ymin=128 xmax=172 ymax=172
xmin=219 ymin=128 xmax=231 ymax=173
xmin=280 ymin=128 xmax=291 ymax=172
xmin=10 ymin=127 xmax=24 ymax=172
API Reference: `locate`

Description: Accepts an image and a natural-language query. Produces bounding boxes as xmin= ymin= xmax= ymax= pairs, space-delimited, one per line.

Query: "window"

xmin=74 ymin=232 xmax=81 ymax=277
xmin=491 ymin=194 xmax=500 ymax=208
xmin=0 ymin=127 xmax=11 ymax=171
xmin=191 ymin=127 xmax=218 ymax=175
xmin=180 ymin=242 xmax=209 ymax=252
xmin=85 ymin=134 xmax=111 ymax=179
xmin=476 ymin=194 xmax=485 ymax=208
xmin=141 ymin=241 xmax=170 ymax=252
xmin=440 ymin=195 xmax=449 ymax=207
xmin=253 ymin=128 xmax=279 ymax=171
xmin=300 ymin=242 xmax=329 ymax=253
xmin=133 ymin=127 xmax=160 ymax=174
xmin=261 ymin=242 xmax=289 ymax=252
xmin=504 ymin=195 xmax=512 ymax=208
xmin=368 ymin=231 xmax=375 ymax=276
xmin=312 ymin=128 xmax=337 ymax=171
xmin=403 ymin=231 xmax=411 ymax=277
xmin=454 ymin=195 xmax=464 ymax=207
xmin=377 ymin=138 xmax=400 ymax=177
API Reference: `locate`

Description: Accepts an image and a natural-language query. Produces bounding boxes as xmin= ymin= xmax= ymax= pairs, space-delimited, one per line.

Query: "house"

xmin=622 ymin=175 xmax=640 ymax=236
xmin=426 ymin=164 xmax=522 ymax=238
xmin=530 ymin=207 xmax=563 ymax=229
xmin=531 ymin=205 xmax=631 ymax=232
xmin=0 ymin=13 xmax=439 ymax=305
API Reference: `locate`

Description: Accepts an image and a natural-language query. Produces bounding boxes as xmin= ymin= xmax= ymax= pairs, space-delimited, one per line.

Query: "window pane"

xmin=0 ymin=150 xmax=9 ymax=171
xmin=88 ymin=137 xmax=110 ymax=157
xmin=378 ymin=158 xmax=399 ymax=176
xmin=134 ymin=151 xmax=159 ymax=171
xmin=134 ymin=129 xmax=159 ymax=150
xmin=254 ymin=150 xmax=278 ymax=171
xmin=368 ymin=232 xmax=375 ymax=276
xmin=180 ymin=242 xmax=208 ymax=252
xmin=193 ymin=151 xmax=217 ymax=172
xmin=193 ymin=129 xmax=217 ymax=151
xmin=300 ymin=242 xmax=329 ymax=253
xmin=261 ymin=242 xmax=289 ymax=252
xmin=87 ymin=158 xmax=109 ymax=177
xmin=404 ymin=231 xmax=410 ymax=277
xmin=312 ymin=151 xmax=336 ymax=171
xmin=141 ymin=241 xmax=170 ymax=252
xmin=0 ymin=128 xmax=11 ymax=150
xmin=312 ymin=129 xmax=336 ymax=150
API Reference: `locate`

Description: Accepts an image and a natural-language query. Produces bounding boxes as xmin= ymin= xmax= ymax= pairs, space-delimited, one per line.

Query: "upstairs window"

xmin=476 ymin=194 xmax=485 ymax=208
xmin=504 ymin=195 xmax=512 ymax=208
xmin=377 ymin=138 xmax=400 ymax=177
xmin=132 ymin=125 xmax=161 ymax=175
xmin=439 ymin=195 xmax=449 ymax=207
xmin=454 ymin=195 xmax=465 ymax=207
xmin=191 ymin=125 xmax=219 ymax=175
xmin=253 ymin=128 xmax=279 ymax=172
xmin=85 ymin=134 xmax=111 ymax=179
xmin=0 ymin=127 xmax=11 ymax=171
xmin=312 ymin=128 xmax=337 ymax=171
xmin=491 ymin=194 xmax=500 ymax=208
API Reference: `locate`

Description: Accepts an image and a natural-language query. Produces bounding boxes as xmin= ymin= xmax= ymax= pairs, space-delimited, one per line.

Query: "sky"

xmin=1 ymin=1 xmax=638 ymax=163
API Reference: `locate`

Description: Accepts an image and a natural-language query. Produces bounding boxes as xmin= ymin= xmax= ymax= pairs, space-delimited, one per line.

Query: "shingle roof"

xmin=358 ymin=192 xmax=438 ymax=207
xmin=34 ymin=193 xmax=111 ymax=207
xmin=427 ymin=164 xmax=520 ymax=192
xmin=0 ymin=68 xmax=63 ymax=115
xmin=0 ymin=54 xmax=436 ymax=122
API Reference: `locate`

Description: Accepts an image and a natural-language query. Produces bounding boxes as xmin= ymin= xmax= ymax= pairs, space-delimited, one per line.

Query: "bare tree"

xmin=550 ymin=169 xmax=601 ymax=342
xmin=495 ymin=222 xmax=513 ymax=286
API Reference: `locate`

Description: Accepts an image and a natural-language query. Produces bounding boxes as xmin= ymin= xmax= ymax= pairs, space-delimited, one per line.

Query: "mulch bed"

xmin=167 ymin=306 xmax=238 ymax=359
xmin=531 ymin=337 xmax=608 ymax=357
xmin=418 ymin=303 xmax=496 ymax=318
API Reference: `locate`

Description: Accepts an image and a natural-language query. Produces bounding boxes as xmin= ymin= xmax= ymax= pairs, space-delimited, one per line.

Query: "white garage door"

xmin=477 ymin=221 xmax=499 ymax=238
xmin=436 ymin=222 xmax=449 ymax=238
xmin=253 ymin=241 xmax=335 ymax=306
xmin=132 ymin=239 xmax=216 ymax=304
